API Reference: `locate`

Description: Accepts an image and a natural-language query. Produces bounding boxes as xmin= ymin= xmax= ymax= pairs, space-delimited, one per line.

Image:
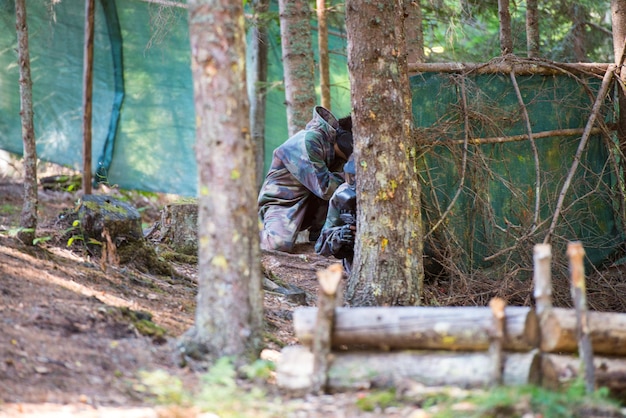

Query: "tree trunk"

xmin=293 ymin=305 xmax=539 ymax=351
xmin=525 ymin=0 xmax=539 ymax=58
xmin=571 ymin=4 xmax=588 ymax=62
xmin=498 ymin=0 xmax=513 ymax=55
xmin=405 ymin=0 xmax=425 ymax=64
xmin=316 ymin=0 xmax=330 ymax=110
xmin=278 ymin=0 xmax=317 ymax=136
xmin=345 ymin=0 xmax=424 ymax=306
xmin=248 ymin=0 xmax=270 ymax=189
xmin=82 ymin=0 xmax=94 ymax=195
xmin=15 ymin=0 xmax=37 ymax=246
xmin=185 ymin=0 xmax=263 ymax=362
xmin=612 ymin=0 xmax=626 ymax=217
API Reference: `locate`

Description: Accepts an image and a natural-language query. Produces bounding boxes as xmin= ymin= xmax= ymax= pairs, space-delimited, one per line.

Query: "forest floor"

xmin=1 ymin=165 xmax=626 ymax=417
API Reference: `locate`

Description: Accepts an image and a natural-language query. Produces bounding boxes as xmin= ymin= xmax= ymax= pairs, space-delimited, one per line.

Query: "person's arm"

xmin=282 ymin=132 xmax=344 ymax=200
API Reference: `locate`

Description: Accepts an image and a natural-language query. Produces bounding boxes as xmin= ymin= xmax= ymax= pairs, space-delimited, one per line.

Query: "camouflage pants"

xmin=259 ymin=195 xmax=328 ymax=253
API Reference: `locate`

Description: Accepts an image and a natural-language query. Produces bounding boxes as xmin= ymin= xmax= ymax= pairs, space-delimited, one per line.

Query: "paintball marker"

xmin=335 ymin=184 xmax=356 ymax=227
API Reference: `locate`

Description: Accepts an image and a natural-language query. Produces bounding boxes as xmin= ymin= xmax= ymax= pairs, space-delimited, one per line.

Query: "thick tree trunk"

xmin=345 ymin=0 xmax=424 ymax=307
xmin=15 ymin=0 xmax=37 ymax=246
xmin=248 ymin=0 xmax=270 ymax=189
xmin=278 ymin=0 xmax=317 ymax=136
xmin=293 ymin=306 xmax=538 ymax=351
xmin=277 ymin=345 xmax=541 ymax=393
xmin=316 ymin=0 xmax=330 ymax=110
xmin=185 ymin=0 xmax=263 ymax=362
xmin=526 ymin=0 xmax=539 ymax=58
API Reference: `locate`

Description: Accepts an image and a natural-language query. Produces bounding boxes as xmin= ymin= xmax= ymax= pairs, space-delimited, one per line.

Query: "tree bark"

xmin=185 ymin=0 xmax=263 ymax=362
xmin=405 ymin=0 xmax=425 ymax=64
xmin=278 ymin=0 xmax=317 ymax=136
xmin=248 ymin=0 xmax=270 ymax=189
xmin=525 ymin=0 xmax=539 ymax=58
xmin=498 ymin=0 xmax=513 ymax=55
xmin=277 ymin=345 xmax=541 ymax=392
xmin=316 ymin=0 xmax=330 ymax=110
xmin=408 ymin=61 xmax=610 ymax=75
xmin=15 ymin=0 xmax=37 ymax=246
xmin=294 ymin=305 xmax=538 ymax=352
xmin=345 ymin=0 xmax=424 ymax=307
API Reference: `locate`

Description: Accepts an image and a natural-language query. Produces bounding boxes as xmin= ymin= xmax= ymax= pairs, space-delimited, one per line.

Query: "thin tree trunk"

xmin=278 ymin=0 xmax=317 ymax=136
xmin=248 ymin=0 xmax=270 ymax=189
xmin=571 ymin=4 xmax=587 ymax=62
xmin=317 ymin=0 xmax=330 ymax=110
xmin=526 ymin=0 xmax=539 ymax=58
xmin=498 ymin=0 xmax=513 ymax=55
xmin=345 ymin=0 xmax=424 ymax=306
xmin=405 ymin=0 xmax=425 ymax=63
xmin=611 ymin=0 xmax=626 ymax=221
xmin=82 ymin=0 xmax=95 ymax=195
xmin=15 ymin=0 xmax=37 ymax=246
xmin=185 ymin=0 xmax=263 ymax=362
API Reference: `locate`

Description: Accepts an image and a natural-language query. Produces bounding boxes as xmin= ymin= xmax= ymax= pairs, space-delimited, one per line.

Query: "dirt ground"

xmin=2 ymin=167 xmax=626 ymax=417
xmin=0 ymin=174 xmax=409 ymax=417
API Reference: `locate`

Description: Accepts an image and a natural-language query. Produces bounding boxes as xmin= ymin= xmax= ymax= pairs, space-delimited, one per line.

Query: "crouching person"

xmin=315 ymin=157 xmax=356 ymax=275
xmin=258 ymin=106 xmax=353 ymax=253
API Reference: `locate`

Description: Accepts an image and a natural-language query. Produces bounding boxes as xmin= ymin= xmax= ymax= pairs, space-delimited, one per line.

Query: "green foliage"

xmin=428 ymin=383 xmax=621 ymax=418
xmin=138 ymin=357 xmax=286 ymax=418
xmin=356 ymin=388 xmax=398 ymax=412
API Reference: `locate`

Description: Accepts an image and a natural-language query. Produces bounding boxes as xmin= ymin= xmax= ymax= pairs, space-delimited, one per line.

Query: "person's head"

xmin=335 ymin=128 xmax=353 ymax=161
xmin=338 ymin=115 xmax=352 ymax=132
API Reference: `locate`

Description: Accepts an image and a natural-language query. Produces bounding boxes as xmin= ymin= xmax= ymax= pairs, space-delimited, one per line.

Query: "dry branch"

xmin=294 ymin=306 xmax=538 ymax=352
xmin=277 ymin=345 xmax=540 ymax=392
xmin=544 ymin=66 xmax=616 ymax=244
xmin=417 ymin=127 xmax=605 ymax=146
xmin=409 ymin=61 xmax=610 ymax=76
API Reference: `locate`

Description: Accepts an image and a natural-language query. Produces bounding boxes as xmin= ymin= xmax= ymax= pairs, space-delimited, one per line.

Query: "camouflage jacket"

xmin=258 ymin=106 xmax=345 ymax=217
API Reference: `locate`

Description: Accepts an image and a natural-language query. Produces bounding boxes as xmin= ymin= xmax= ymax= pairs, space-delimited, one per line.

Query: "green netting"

xmin=0 ymin=1 xmax=623 ymax=271
xmin=0 ymin=0 xmax=350 ymax=196
xmin=411 ymin=72 xmax=623 ymax=275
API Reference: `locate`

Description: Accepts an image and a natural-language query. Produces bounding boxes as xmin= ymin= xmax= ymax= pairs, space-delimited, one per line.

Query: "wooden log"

xmin=293 ymin=305 xmax=538 ymax=352
xmin=532 ymin=243 xmax=553 ymax=317
xmin=310 ymin=264 xmax=343 ymax=394
xmin=276 ymin=345 xmax=541 ymax=393
xmin=541 ymin=354 xmax=626 ymax=400
xmin=541 ymin=308 xmax=626 ymax=355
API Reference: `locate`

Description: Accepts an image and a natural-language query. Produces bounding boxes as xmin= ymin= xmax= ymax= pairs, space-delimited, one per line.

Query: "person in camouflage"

xmin=258 ymin=106 xmax=353 ymax=252
xmin=314 ymin=157 xmax=356 ymax=275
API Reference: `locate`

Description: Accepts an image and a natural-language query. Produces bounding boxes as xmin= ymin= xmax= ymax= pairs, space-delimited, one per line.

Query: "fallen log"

xmin=276 ymin=345 xmax=540 ymax=393
xmin=540 ymin=308 xmax=626 ymax=356
xmin=541 ymin=354 xmax=626 ymax=400
xmin=293 ymin=306 xmax=538 ymax=352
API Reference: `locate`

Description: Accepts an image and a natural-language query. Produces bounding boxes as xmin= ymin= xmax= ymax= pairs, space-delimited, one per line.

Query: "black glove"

xmin=338 ymin=224 xmax=355 ymax=246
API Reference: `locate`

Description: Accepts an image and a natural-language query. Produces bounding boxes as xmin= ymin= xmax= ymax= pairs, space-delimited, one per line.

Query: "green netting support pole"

xmin=95 ymin=0 xmax=124 ymax=186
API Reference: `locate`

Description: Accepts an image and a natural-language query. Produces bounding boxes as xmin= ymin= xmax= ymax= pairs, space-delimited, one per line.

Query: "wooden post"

xmin=533 ymin=243 xmax=552 ymax=317
xmin=310 ymin=263 xmax=343 ymax=394
xmin=489 ymin=297 xmax=506 ymax=386
xmin=567 ymin=241 xmax=595 ymax=394
xmin=82 ymin=0 xmax=95 ymax=195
